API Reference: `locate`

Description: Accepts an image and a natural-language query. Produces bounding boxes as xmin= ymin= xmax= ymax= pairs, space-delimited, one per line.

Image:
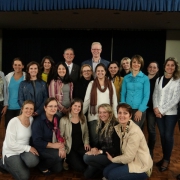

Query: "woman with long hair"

xmin=153 ymin=57 xmax=180 ymax=172
xmin=18 ymin=61 xmax=48 ymax=116
xmin=60 ymin=98 xmax=90 ymax=172
xmin=83 ymin=63 xmax=117 ymax=147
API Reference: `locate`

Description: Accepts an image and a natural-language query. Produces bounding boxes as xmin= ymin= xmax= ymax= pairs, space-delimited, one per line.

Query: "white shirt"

xmin=65 ymin=62 xmax=73 ymax=75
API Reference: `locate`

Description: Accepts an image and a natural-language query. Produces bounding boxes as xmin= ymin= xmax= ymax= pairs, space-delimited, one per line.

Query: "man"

xmin=81 ymin=42 xmax=109 ymax=74
xmin=64 ymin=48 xmax=80 ymax=83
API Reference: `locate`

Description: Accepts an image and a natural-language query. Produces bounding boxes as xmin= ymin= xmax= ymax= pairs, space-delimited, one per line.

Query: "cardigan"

xmin=60 ymin=113 xmax=89 ymax=154
xmin=113 ymin=76 xmax=123 ymax=103
xmin=0 ymin=71 xmax=8 ymax=106
xmin=153 ymin=76 xmax=180 ymax=115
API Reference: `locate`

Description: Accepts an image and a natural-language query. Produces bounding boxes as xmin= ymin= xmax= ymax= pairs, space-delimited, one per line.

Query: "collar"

xmin=129 ymin=71 xmax=143 ymax=77
xmin=92 ymin=58 xmax=101 ymax=63
xmin=65 ymin=62 xmax=73 ymax=68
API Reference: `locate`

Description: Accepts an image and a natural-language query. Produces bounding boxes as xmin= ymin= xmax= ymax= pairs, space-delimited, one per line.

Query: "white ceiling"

xmin=0 ymin=9 xmax=180 ymax=30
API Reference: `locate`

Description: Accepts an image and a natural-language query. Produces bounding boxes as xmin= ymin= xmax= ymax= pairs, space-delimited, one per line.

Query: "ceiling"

xmin=0 ymin=9 xmax=180 ymax=30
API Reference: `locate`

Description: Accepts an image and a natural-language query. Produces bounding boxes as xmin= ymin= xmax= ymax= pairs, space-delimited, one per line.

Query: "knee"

xmin=17 ymin=171 xmax=30 ymax=180
xmin=83 ymin=154 xmax=90 ymax=164
xmin=26 ymin=156 xmax=39 ymax=168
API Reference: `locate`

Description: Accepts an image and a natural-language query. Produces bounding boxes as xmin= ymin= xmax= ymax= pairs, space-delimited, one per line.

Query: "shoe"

xmin=159 ymin=160 xmax=169 ymax=172
xmin=156 ymin=159 xmax=164 ymax=167
xmin=176 ymin=174 xmax=180 ymax=180
xmin=63 ymin=160 xmax=69 ymax=170
xmin=41 ymin=170 xmax=51 ymax=175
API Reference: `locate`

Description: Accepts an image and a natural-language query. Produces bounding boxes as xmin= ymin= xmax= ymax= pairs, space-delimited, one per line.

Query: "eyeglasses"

xmin=91 ymin=49 xmax=101 ymax=51
xmin=83 ymin=70 xmax=91 ymax=73
xmin=47 ymin=105 xmax=58 ymax=109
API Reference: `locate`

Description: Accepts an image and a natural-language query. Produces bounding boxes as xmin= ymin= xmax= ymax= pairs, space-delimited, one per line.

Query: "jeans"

xmin=103 ymin=163 xmax=148 ymax=180
xmin=146 ymin=109 xmax=156 ymax=152
xmin=156 ymin=115 xmax=178 ymax=161
xmin=83 ymin=154 xmax=111 ymax=178
xmin=132 ymin=109 xmax=146 ymax=130
xmin=5 ymin=109 xmax=20 ymax=129
xmin=88 ymin=120 xmax=98 ymax=147
xmin=38 ymin=148 xmax=63 ymax=172
xmin=3 ymin=152 xmax=39 ymax=180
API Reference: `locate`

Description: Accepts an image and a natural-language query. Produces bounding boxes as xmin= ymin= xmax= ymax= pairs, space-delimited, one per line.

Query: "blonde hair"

xmin=20 ymin=100 xmax=35 ymax=114
xmin=91 ymin=42 xmax=102 ymax=49
xmin=120 ymin=57 xmax=131 ymax=71
xmin=80 ymin=64 xmax=93 ymax=77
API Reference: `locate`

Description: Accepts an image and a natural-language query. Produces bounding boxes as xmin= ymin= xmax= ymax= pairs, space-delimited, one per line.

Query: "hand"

xmin=53 ymin=142 xmax=63 ymax=149
xmin=153 ymin=107 xmax=160 ymax=115
xmin=134 ymin=110 xmax=142 ymax=122
xmin=155 ymin=113 xmax=162 ymax=118
xmin=32 ymin=112 xmax=38 ymax=117
xmin=29 ymin=147 xmax=39 ymax=156
xmin=91 ymin=148 xmax=99 ymax=155
xmin=59 ymin=148 xmax=66 ymax=158
xmin=106 ymin=152 xmax=113 ymax=161
xmin=1 ymin=106 xmax=7 ymax=116
xmin=84 ymin=144 xmax=91 ymax=151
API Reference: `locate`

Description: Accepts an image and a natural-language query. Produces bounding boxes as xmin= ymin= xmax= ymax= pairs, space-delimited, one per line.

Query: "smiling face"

xmin=71 ymin=102 xmax=81 ymax=115
xmin=21 ymin=103 xmax=34 ymax=118
xmin=82 ymin=66 xmax=92 ymax=80
xmin=108 ymin=63 xmax=119 ymax=77
xmin=28 ymin=64 xmax=38 ymax=78
xmin=147 ymin=62 xmax=159 ymax=76
xmin=131 ymin=59 xmax=141 ymax=72
xmin=91 ymin=43 xmax=102 ymax=59
xmin=63 ymin=49 xmax=75 ymax=64
xmin=117 ymin=107 xmax=132 ymax=126
xmin=98 ymin=107 xmax=110 ymax=123
xmin=43 ymin=59 xmax=52 ymax=71
xmin=13 ymin=60 xmax=24 ymax=73
xmin=96 ymin=66 xmax=106 ymax=79
xmin=58 ymin=64 xmax=66 ymax=77
xmin=165 ymin=60 xmax=176 ymax=75
xmin=44 ymin=100 xmax=58 ymax=116
xmin=122 ymin=60 xmax=130 ymax=71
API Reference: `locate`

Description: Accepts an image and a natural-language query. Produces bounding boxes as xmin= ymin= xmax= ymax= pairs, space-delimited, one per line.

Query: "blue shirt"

xmin=8 ymin=76 xmax=24 ymax=109
xmin=121 ymin=71 xmax=150 ymax=112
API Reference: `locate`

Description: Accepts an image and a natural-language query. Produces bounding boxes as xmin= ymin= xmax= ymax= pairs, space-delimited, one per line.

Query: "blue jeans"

xmin=3 ymin=152 xmax=39 ymax=180
xmin=156 ymin=115 xmax=178 ymax=161
xmin=146 ymin=109 xmax=156 ymax=152
xmin=88 ymin=120 xmax=98 ymax=147
xmin=103 ymin=163 xmax=148 ymax=180
xmin=132 ymin=109 xmax=146 ymax=130
xmin=83 ymin=154 xmax=111 ymax=178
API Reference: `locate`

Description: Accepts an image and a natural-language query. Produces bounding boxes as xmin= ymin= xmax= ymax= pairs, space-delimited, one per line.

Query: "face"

xmin=147 ymin=63 xmax=159 ymax=76
xmin=63 ymin=49 xmax=75 ymax=64
xmin=22 ymin=103 xmax=34 ymax=117
xmin=28 ymin=64 xmax=38 ymax=77
xmin=58 ymin=64 xmax=66 ymax=77
xmin=108 ymin=63 xmax=119 ymax=76
xmin=71 ymin=102 xmax=81 ymax=114
xmin=131 ymin=59 xmax=141 ymax=71
xmin=91 ymin=44 xmax=102 ymax=58
xmin=43 ymin=59 xmax=52 ymax=71
xmin=82 ymin=66 xmax=92 ymax=80
xmin=44 ymin=100 xmax=58 ymax=116
xmin=98 ymin=107 xmax=110 ymax=123
xmin=165 ymin=60 xmax=176 ymax=74
xmin=13 ymin=60 xmax=24 ymax=73
xmin=96 ymin=66 xmax=106 ymax=79
xmin=118 ymin=107 xmax=132 ymax=126
xmin=122 ymin=60 xmax=130 ymax=70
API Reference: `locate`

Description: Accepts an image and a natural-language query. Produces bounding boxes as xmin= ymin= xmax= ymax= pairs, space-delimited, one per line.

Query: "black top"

xmin=120 ymin=69 xmax=131 ymax=77
xmin=162 ymin=76 xmax=171 ymax=88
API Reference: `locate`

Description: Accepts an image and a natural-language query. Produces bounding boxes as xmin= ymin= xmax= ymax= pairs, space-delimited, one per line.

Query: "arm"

xmin=83 ymin=116 xmax=90 ymax=147
xmin=120 ymin=77 xmax=127 ymax=103
xmin=152 ymin=78 xmax=159 ymax=109
xmin=112 ymin=82 xmax=118 ymax=117
xmin=18 ymin=81 xmax=25 ymax=107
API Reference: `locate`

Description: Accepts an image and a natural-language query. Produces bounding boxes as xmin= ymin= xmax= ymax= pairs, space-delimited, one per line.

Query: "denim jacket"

xmin=18 ymin=80 xmax=48 ymax=114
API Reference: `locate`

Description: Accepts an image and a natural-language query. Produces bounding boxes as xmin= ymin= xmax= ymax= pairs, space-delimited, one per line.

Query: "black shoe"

xmin=41 ymin=170 xmax=51 ymax=175
xmin=158 ymin=160 xmax=169 ymax=172
xmin=176 ymin=174 xmax=180 ymax=180
xmin=156 ymin=159 xmax=164 ymax=167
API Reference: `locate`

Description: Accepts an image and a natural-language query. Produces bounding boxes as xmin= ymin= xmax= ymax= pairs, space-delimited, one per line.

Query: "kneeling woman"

xmin=60 ymin=98 xmax=90 ymax=172
xmin=83 ymin=104 xmax=120 ymax=178
xmin=103 ymin=103 xmax=153 ymax=180
xmin=0 ymin=100 xmax=39 ymax=180
xmin=31 ymin=97 xmax=65 ymax=174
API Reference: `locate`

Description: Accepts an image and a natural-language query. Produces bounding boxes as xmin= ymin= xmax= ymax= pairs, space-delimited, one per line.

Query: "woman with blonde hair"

xmin=120 ymin=57 xmax=131 ymax=77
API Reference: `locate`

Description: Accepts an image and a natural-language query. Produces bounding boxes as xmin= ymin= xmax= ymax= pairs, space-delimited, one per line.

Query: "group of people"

xmin=0 ymin=41 xmax=179 ymax=180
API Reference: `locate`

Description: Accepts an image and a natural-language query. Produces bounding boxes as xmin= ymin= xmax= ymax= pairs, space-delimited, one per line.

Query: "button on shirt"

xmin=121 ymin=71 xmax=150 ymax=112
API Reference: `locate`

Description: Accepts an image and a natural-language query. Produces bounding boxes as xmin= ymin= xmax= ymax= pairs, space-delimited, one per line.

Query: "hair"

xmin=131 ymin=55 xmax=144 ymax=70
xmin=117 ymin=103 xmax=133 ymax=117
xmin=96 ymin=103 xmax=117 ymax=137
xmin=51 ymin=61 xmax=71 ymax=84
xmin=64 ymin=48 xmax=75 ymax=54
xmin=68 ymin=98 xmax=85 ymax=123
xmin=147 ymin=61 xmax=159 ymax=76
xmin=44 ymin=97 xmax=58 ymax=107
xmin=20 ymin=100 xmax=35 ymax=114
xmin=80 ymin=64 xmax=93 ymax=77
xmin=91 ymin=42 xmax=102 ymax=49
xmin=163 ymin=57 xmax=180 ymax=80
xmin=40 ymin=56 xmax=55 ymax=84
xmin=106 ymin=61 xmax=121 ymax=81
xmin=119 ymin=57 xmax=131 ymax=71
xmin=12 ymin=57 xmax=24 ymax=66
xmin=95 ymin=63 xmax=107 ymax=73
xmin=26 ymin=61 xmax=42 ymax=81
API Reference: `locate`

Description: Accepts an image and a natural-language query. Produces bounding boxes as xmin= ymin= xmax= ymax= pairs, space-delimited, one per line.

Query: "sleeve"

xmin=120 ymin=77 xmax=127 ymax=103
xmin=152 ymin=78 xmax=159 ymax=109
xmin=1 ymin=72 xmax=8 ymax=106
xmin=18 ymin=81 xmax=25 ymax=108
xmin=138 ymin=76 xmax=150 ymax=112
xmin=6 ymin=119 xmax=31 ymax=152
xmin=83 ymin=116 xmax=90 ymax=145
xmin=59 ymin=117 xmax=66 ymax=137
xmin=112 ymin=82 xmax=118 ymax=118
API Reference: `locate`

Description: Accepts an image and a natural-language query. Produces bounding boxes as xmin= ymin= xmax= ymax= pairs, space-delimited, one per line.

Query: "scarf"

xmin=90 ymin=77 xmax=113 ymax=115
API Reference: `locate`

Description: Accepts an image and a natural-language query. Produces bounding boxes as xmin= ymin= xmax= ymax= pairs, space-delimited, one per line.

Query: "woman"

xmin=83 ymin=104 xmax=120 ymax=179
xmin=49 ymin=62 xmax=73 ymax=119
xmin=106 ymin=61 xmax=123 ymax=102
xmin=5 ymin=57 xmax=25 ymax=128
xmin=146 ymin=61 xmax=159 ymax=158
xmin=73 ymin=64 xmax=94 ymax=101
xmin=103 ymin=103 xmax=153 ymax=180
xmin=83 ymin=63 xmax=117 ymax=147
xmin=40 ymin=55 xmax=55 ymax=85
xmin=120 ymin=57 xmax=131 ymax=77
xmin=60 ymin=98 xmax=90 ymax=172
xmin=121 ymin=55 xmax=150 ymax=129
xmin=153 ymin=57 xmax=180 ymax=172
xmin=18 ymin=61 xmax=48 ymax=116
xmin=31 ymin=97 xmax=65 ymax=174
xmin=0 ymin=100 xmax=39 ymax=180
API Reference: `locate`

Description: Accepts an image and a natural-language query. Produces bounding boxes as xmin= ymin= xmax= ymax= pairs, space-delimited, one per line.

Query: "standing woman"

xmin=18 ymin=61 xmax=48 ymax=116
xmin=121 ymin=55 xmax=150 ymax=129
xmin=40 ymin=56 xmax=55 ymax=85
xmin=0 ymin=100 xmax=39 ymax=180
xmin=119 ymin=57 xmax=131 ymax=77
xmin=5 ymin=58 xmax=25 ymax=128
xmin=49 ymin=62 xmax=73 ymax=119
xmin=83 ymin=63 xmax=117 ymax=147
xmin=106 ymin=61 xmax=123 ymax=102
xmin=73 ymin=64 xmax=94 ymax=101
xmin=60 ymin=98 xmax=90 ymax=172
xmin=146 ymin=61 xmax=159 ymax=158
xmin=153 ymin=57 xmax=180 ymax=172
